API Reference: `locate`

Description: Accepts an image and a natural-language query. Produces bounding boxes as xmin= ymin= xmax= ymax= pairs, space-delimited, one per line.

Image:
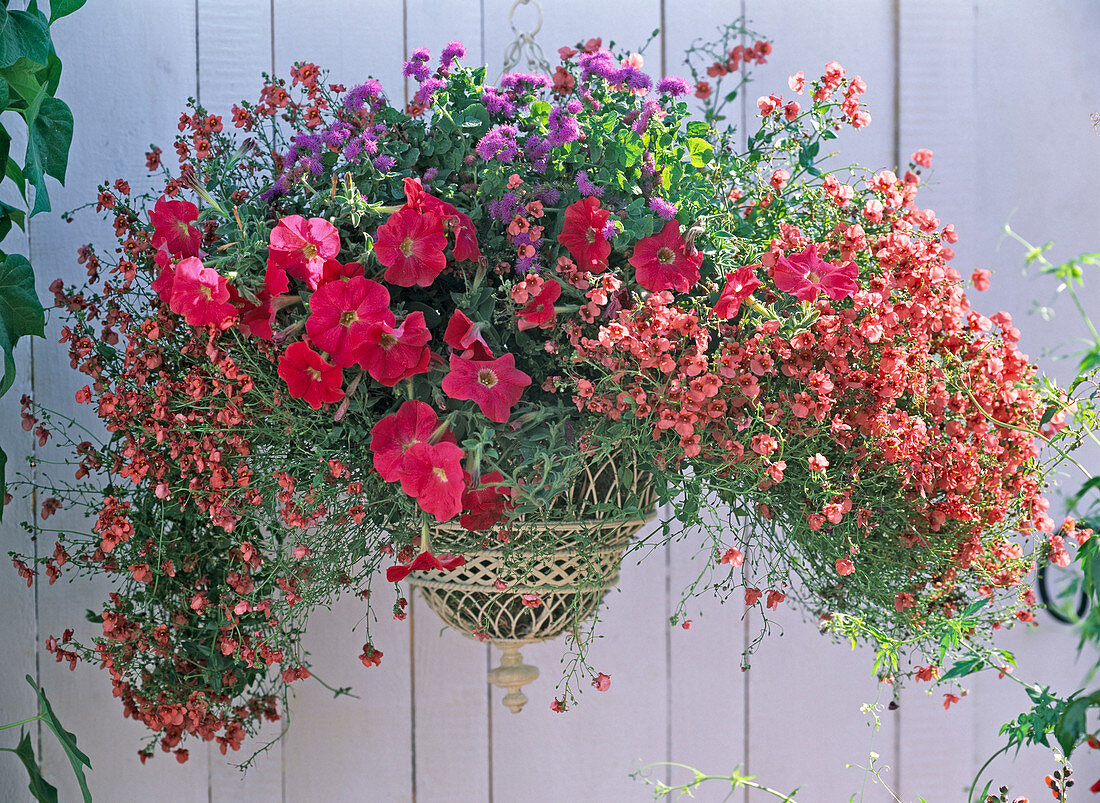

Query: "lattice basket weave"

xmin=408 ymin=452 xmax=657 ymax=712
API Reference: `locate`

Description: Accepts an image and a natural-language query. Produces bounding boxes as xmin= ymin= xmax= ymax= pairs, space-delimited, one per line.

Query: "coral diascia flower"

xmin=355 ymin=311 xmax=433 ymax=386
xmin=306 ymin=276 xmax=393 ymax=367
xmin=557 ymin=196 xmax=612 ymax=273
xmin=629 ymin=219 xmax=702 ymax=293
xmin=374 ymin=208 xmax=448 ymax=287
xmin=150 ymin=196 xmax=202 ymax=258
xmin=772 ymin=243 xmax=858 ymax=302
xmin=442 ymin=353 xmax=532 ymax=423
xmin=267 ymin=215 xmax=341 ymax=291
xmin=167 ymin=257 xmax=237 ymax=327
xmin=277 ymin=341 xmax=344 ymax=409
xmin=713 ymin=265 xmax=761 ymax=318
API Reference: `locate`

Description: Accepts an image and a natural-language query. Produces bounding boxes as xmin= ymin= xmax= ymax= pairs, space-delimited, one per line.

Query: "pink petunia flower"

xmin=168 ymin=257 xmax=237 ymax=327
xmin=267 ymin=214 xmax=341 ymax=291
xmin=772 ymin=244 xmax=858 ymax=302
xmin=629 ymin=219 xmax=702 ymax=293
xmin=402 ymin=177 xmax=481 ymax=262
xmin=441 ymin=353 xmax=532 ymax=423
xmin=307 ymin=276 xmax=393 ymax=367
xmin=516 ymin=279 xmax=562 ymax=330
xmin=459 ymin=471 xmax=515 ymax=531
xmin=386 ymin=550 xmax=466 ymax=583
xmin=443 ymin=310 xmax=493 ymax=360
xmin=150 ymin=196 xmax=202 ymax=258
xmin=713 ymin=265 xmax=761 ymax=319
xmin=557 ymin=197 xmax=612 ymax=273
xmin=277 ymin=341 xmax=344 ymax=409
xmin=374 ymin=208 xmax=448 ymax=287
xmin=398 ymin=441 xmax=466 ymax=521
xmin=356 ymin=311 xmax=433 ymax=386
xmin=370 ymin=400 xmax=443 ymax=482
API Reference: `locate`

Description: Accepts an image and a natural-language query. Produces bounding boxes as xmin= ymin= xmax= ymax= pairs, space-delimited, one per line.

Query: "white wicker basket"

xmin=409 ymin=452 xmax=657 ymax=712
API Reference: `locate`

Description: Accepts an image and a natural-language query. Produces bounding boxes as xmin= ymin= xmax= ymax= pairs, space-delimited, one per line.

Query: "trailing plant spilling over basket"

xmin=8 ymin=27 xmax=1079 ymax=762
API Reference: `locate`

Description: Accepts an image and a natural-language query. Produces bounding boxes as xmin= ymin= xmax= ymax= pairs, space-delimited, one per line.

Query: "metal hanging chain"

xmin=501 ymin=0 xmax=552 ymax=76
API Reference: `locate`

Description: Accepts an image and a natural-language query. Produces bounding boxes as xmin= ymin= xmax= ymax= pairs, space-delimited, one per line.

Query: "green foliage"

xmin=0 ymin=0 xmax=80 ymax=518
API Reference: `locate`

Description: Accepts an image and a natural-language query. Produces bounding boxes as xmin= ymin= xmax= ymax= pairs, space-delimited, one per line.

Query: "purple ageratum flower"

xmin=423 ymin=167 xmax=438 ymax=183
xmin=515 ymin=255 xmax=542 ymax=274
xmin=617 ymin=66 xmax=653 ymax=93
xmin=260 ymin=173 xmax=290 ymax=203
xmin=488 ymin=191 xmax=523 ymax=222
xmin=305 ymin=157 xmax=324 ymax=177
xmin=532 ymin=185 xmax=561 ymax=205
xmin=579 ymin=50 xmax=619 ymax=82
xmin=648 ymin=196 xmax=677 ymax=220
xmin=324 ymin=121 xmax=354 ymax=148
xmin=525 ymin=136 xmax=552 ymax=173
xmin=566 ymin=98 xmax=583 ymax=114
xmin=632 ymin=99 xmax=661 ymax=134
xmin=414 ymin=77 xmax=446 ymax=108
xmin=344 ymin=80 xmax=386 ymax=112
xmin=403 ymin=49 xmax=432 ymax=82
xmin=601 ymin=220 xmax=619 ymax=240
xmin=657 ymin=75 xmax=690 ymax=97
xmin=361 ymin=136 xmax=380 ymax=155
xmin=440 ymin=41 xmax=466 ymax=70
xmin=343 ymin=139 xmax=364 ymax=162
xmin=575 ymin=170 xmax=604 ymax=197
xmin=373 ymin=154 xmax=396 ymax=172
xmin=475 ymin=125 xmax=520 ymax=162
xmin=499 ymin=72 xmax=551 ymax=93
xmin=546 ymin=106 xmax=580 ymax=147
xmin=481 ymin=88 xmax=516 ymax=117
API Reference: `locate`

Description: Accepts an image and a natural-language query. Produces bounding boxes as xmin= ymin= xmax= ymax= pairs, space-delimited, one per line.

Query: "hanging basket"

xmin=408 ymin=452 xmax=657 ymax=712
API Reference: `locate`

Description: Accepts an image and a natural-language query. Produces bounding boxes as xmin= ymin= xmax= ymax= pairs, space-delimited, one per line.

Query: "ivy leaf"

xmin=0 ymin=253 xmax=44 ymax=396
xmin=24 ymin=95 xmax=73 ymax=215
xmin=0 ymin=730 xmax=59 ymax=802
xmin=0 ymin=8 xmax=50 ymax=68
xmin=1053 ymin=696 xmax=1089 ymax=756
xmin=49 ymin=0 xmax=88 ymax=23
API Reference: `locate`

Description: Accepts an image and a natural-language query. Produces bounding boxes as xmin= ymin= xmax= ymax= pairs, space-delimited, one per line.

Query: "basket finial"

xmin=487 ymin=643 xmax=539 ymax=713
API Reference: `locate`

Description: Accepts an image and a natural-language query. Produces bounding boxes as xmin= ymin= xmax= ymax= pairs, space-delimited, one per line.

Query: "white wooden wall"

xmin=1 ymin=1 xmax=1099 ymax=800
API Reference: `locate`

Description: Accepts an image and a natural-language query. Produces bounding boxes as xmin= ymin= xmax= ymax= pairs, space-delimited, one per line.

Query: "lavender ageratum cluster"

xmin=439 ymin=40 xmax=466 ymax=71
xmin=487 ymin=191 xmax=523 ymax=222
xmin=344 ymin=79 xmax=386 ymax=112
xmin=481 ymin=87 xmax=517 ymax=117
xmin=413 ymin=77 xmax=446 ymax=108
xmin=648 ymin=196 xmax=678 ymax=220
xmin=657 ymin=75 xmax=691 ymax=97
xmin=403 ymin=47 xmax=432 ymax=82
xmin=476 ymin=125 xmax=520 ymax=162
xmin=631 ymin=99 xmax=662 ymax=134
xmin=579 ymin=49 xmax=620 ymax=82
xmin=547 ymin=103 xmax=582 ymax=147
xmin=575 ymin=170 xmax=604 ymax=197
xmin=499 ymin=72 xmax=551 ymax=93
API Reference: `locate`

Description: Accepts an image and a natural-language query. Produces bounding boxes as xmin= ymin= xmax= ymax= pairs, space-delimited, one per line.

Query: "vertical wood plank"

xmin=893 ymin=2 xmax=981 ymax=798
xmin=195 ymin=3 xmax=286 ymax=798
xmin=28 ymin=2 xmax=210 ymax=799
xmin=739 ymin=2 xmax=902 ymax=799
xmin=270 ymin=3 xmax=414 ymax=801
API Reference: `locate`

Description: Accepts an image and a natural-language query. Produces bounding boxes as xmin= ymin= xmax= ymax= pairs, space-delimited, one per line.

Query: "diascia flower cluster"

xmin=9 ymin=30 xmax=1072 ymax=761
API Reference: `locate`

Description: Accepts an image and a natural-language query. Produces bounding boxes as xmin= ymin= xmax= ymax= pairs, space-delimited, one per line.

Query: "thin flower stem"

xmin=0 ymin=716 xmax=41 ymax=732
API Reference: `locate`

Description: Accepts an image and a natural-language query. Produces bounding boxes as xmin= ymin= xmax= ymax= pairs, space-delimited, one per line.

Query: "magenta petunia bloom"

xmin=356 ymin=311 xmax=433 ymax=386
xmin=441 ymin=353 xmax=532 ymax=423
xmin=459 ymin=471 xmax=514 ymax=531
xmin=277 ymin=341 xmax=344 ymax=409
xmin=168 ymin=257 xmax=237 ymax=327
xmin=374 ymin=208 xmax=448 ymax=287
xmin=628 ymin=219 xmax=702 ymax=293
xmin=386 ymin=550 xmax=466 ymax=583
xmin=370 ymin=400 xmax=441 ymax=482
xmin=150 ymin=196 xmax=202 ymax=258
xmin=713 ymin=265 xmax=762 ymax=319
xmin=402 ymin=177 xmax=481 ymax=263
xmin=772 ymin=243 xmax=859 ymax=302
xmin=267 ymin=214 xmax=341 ymax=291
xmin=443 ymin=310 xmax=493 ymax=360
xmin=228 ymin=285 xmax=275 ymax=340
xmin=398 ymin=440 xmax=467 ymax=521
xmin=306 ymin=276 xmax=393 ymax=367
xmin=516 ymin=279 xmax=561 ymax=331
xmin=557 ymin=197 xmax=611 ymax=273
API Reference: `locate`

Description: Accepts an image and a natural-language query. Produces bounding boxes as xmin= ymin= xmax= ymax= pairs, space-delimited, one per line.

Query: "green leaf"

xmin=0 ymin=74 xmax=9 ymax=111
xmin=0 ymin=730 xmax=59 ymax=802
xmin=49 ymin=0 xmax=88 ymax=23
xmin=686 ymin=120 xmax=710 ymax=138
xmin=1053 ymin=697 xmax=1089 ymax=756
xmin=0 ymin=59 xmax=43 ymax=104
xmin=0 ymin=9 xmax=51 ymax=68
xmin=0 ymin=253 xmax=43 ymax=398
xmin=686 ymin=136 xmax=713 ymax=168
xmin=41 ymin=49 xmax=61 ymax=96
xmin=27 ymin=675 xmax=92 ymax=803
xmin=24 ymin=95 xmax=73 ymax=214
